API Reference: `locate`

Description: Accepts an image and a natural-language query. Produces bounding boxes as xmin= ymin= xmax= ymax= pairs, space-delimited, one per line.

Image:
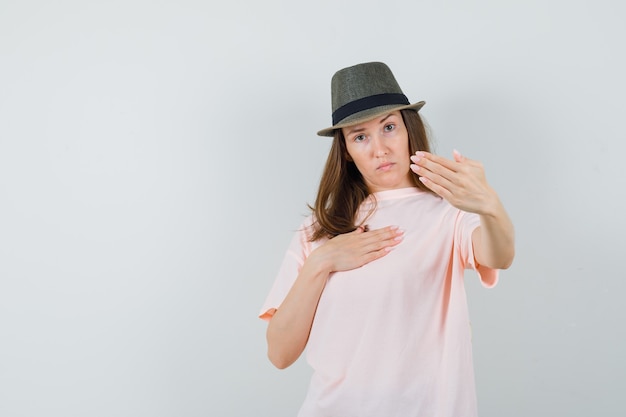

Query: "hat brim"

xmin=316 ymin=101 xmax=425 ymax=137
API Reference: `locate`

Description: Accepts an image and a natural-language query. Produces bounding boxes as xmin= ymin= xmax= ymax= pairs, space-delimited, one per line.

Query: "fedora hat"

xmin=317 ymin=62 xmax=425 ymax=137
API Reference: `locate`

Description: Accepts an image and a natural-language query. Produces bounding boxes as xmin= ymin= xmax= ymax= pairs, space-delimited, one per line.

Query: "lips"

xmin=377 ymin=162 xmax=395 ymax=171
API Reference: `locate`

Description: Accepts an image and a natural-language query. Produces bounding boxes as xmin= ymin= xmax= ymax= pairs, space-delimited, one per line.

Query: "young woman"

xmin=259 ymin=62 xmax=515 ymax=417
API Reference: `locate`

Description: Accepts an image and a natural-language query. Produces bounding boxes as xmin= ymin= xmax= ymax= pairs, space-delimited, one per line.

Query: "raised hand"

xmin=410 ymin=150 xmax=499 ymax=216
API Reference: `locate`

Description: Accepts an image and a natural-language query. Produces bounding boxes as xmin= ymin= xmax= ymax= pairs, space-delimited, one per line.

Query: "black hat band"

xmin=332 ymin=93 xmax=409 ymax=125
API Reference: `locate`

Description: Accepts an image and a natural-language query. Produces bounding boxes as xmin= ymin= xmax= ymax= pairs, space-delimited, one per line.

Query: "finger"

xmin=363 ymin=225 xmax=400 ymax=238
xmin=358 ymin=227 xmax=404 ymax=252
xmin=366 ymin=226 xmax=404 ymax=241
xmin=412 ymin=151 xmax=459 ymax=173
xmin=410 ymin=159 xmax=455 ymax=183
xmin=339 ymin=225 xmax=397 ymax=245
xmin=417 ymin=175 xmax=454 ymax=201
xmin=360 ymin=245 xmax=396 ymax=265
xmin=411 ymin=154 xmax=457 ymax=182
xmin=353 ymin=225 xmax=366 ymax=234
xmin=452 ymin=150 xmax=486 ymax=173
xmin=410 ymin=163 xmax=455 ymax=191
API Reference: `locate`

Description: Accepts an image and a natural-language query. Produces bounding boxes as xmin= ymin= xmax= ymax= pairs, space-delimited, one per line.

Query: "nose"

xmin=371 ymin=134 xmax=388 ymax=157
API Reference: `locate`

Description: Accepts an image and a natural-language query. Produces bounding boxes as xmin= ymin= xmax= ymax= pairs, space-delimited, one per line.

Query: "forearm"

xmin=266 ymin=257 xmax=330 ymax=369
xmin=473 ymin=197 xmax=515 ymax=269
xmin=265 ymin=226 xmax=402 ymax=368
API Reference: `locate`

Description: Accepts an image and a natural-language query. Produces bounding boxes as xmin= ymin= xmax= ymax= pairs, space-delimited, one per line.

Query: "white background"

xmin=1 ymin=0 xmax=625 ymax=416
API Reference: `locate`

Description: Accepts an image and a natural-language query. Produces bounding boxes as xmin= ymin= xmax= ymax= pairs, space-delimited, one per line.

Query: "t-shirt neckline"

xmin=369 ymin=187 xmax=424 ymax=201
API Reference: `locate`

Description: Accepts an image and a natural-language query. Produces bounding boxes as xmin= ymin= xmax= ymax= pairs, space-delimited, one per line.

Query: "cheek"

xmin=345 ymin=144 xmax=364 ymax=164
xmin=347 ymin=152 xmax=371 ymax=173
xmin=396 ymin=134 xmax=411 ymax=155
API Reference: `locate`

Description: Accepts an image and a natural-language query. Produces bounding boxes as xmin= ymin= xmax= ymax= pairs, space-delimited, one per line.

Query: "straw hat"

xmin=317 ymin=62 xmax=425 ymax=137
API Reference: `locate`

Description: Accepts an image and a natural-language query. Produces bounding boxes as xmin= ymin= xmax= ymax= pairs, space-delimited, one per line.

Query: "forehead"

xmin=342 ymin=111 xmax=402 ymax=135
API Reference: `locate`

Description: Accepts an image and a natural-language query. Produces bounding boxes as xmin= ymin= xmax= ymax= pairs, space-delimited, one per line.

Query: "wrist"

xmin=305 ymin=249 xmax=334 ymax=279
xmin=476 ymin=189 xmax=503 ymax=218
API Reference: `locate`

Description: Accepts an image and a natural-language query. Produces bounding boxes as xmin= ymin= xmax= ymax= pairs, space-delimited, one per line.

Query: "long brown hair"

xmin=309 ymin=109 xmax=435 ymax=241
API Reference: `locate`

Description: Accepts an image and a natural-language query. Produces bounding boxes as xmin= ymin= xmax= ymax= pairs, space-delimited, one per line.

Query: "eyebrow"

xmin=345 ymin=113 xmax=395 ymax=136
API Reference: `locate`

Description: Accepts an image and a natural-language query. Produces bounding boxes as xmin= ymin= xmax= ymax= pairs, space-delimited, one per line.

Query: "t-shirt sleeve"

xmin=258 ymin=220 xmax=313 ymax=321
xmin=456 ymin=211 xmax=499 ymax=288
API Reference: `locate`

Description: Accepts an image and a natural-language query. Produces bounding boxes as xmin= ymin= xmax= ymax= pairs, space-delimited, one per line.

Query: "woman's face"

xmin=342 ymin=111 xmax=413 ymax=193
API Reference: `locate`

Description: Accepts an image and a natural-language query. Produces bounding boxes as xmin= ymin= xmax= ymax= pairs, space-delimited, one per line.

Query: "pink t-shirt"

xmin=260 ymin=187 xmax=498 ymax=417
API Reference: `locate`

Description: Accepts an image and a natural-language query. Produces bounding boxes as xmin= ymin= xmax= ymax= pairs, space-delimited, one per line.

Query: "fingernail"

xmin=410 ymin=155 xmax=421 ymax=163
xmin=410 ymin=163 xmax=420 ymax=171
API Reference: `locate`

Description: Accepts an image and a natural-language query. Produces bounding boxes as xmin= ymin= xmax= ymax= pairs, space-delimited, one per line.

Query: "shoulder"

xmin=291 ymin=214 xmax=325 ymax=253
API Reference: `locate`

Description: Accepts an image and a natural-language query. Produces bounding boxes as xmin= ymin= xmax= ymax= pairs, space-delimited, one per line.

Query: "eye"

xmin=353 ymin=134 xmax=366 ymax=142
xmin=384 ymin=123 xmax=395 ymax=132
